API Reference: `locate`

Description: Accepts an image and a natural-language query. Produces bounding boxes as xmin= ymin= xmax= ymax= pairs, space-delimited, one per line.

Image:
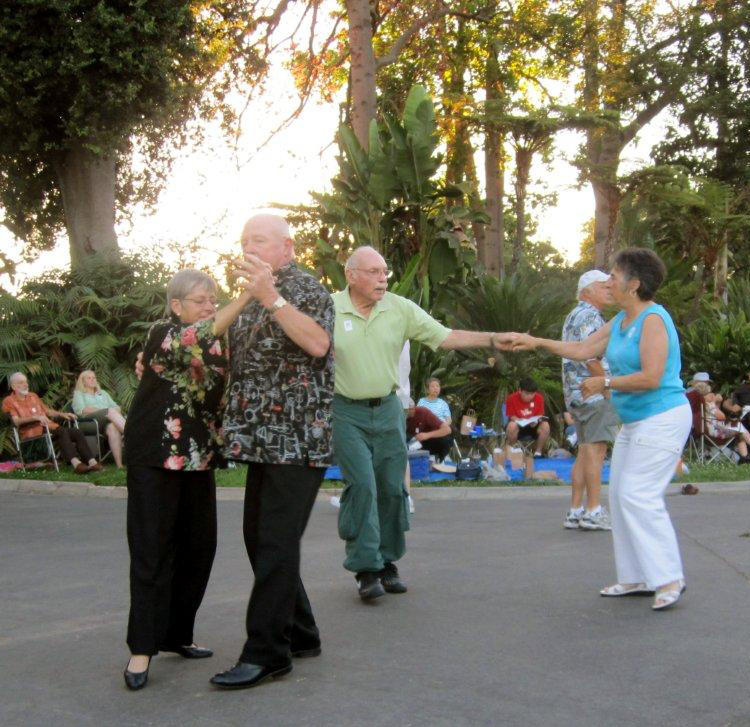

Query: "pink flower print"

xmin=161 ymin=332 xmax=173 ymax=351
xmin=164 ymin=455 xmax=186 ymax=470
xmin=165 ymin=417 xmax=182 ymax=439
xmin=190 ymin=358 xmax=204 ymax=382
xmin=181 ymin=327 xmax=198 ymax=346
xmin=150 ymin=363 xmax=165 ymax=374
xmin=208 ymin=339 xmax=222 ymax=356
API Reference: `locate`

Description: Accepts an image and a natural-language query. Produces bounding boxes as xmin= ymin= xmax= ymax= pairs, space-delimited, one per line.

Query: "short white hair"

xmin=345 ymin=246 xmax=382 ymax=270
xmin=9 ymin=372 xmax=26 ymax=387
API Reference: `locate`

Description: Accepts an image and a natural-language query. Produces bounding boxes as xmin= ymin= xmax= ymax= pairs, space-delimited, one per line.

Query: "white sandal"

xmin=600 ymin=582 xmax=653 ymax=597
xmin=652 ymin=581 xmax=686 ymax=611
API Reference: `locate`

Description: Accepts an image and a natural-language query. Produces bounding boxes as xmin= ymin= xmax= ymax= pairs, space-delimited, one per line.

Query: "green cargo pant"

xmin=332 ymin=393 xmax=410 ymax=573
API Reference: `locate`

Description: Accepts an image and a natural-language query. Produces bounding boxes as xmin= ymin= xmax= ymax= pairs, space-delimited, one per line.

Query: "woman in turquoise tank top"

xmin=511 ymin=248 xmax=691 ymax=612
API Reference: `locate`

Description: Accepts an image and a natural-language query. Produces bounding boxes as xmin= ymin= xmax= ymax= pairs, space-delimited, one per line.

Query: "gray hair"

xmin=345 ymin=246 xmax=381 ymax=270
xmin=165 ymin=269 xmax=217 ymax=315
xmin=8 ymin=372 xmax=26 ymax=387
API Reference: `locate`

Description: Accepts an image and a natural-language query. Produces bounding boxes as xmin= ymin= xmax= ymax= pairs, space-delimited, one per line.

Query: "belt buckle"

xmin=368 ymin=397 xmax=381 ymax=407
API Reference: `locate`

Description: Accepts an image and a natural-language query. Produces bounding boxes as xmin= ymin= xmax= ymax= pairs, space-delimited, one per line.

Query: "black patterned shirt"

xmin=223 ymin=263 xmax=335 ymax=466
xmin=124 ymin=317 xmax=227 ymax=470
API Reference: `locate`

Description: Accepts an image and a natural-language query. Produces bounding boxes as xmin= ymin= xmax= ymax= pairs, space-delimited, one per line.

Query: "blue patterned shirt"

xmin=561 ymin=301 xmax=611 ymax=408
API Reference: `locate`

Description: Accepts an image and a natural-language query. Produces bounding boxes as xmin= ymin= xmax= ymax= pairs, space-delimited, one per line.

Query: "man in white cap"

xmin=561 ymin=270 xmax=621 ymax=530
xmin=686 ymin=371 xmax=711 ymax=392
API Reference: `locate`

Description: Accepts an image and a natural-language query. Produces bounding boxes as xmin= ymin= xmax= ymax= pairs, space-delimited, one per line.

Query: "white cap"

xmin=576 ymin=269 xmax=610 ymax=296
xmin=689 ymin=372 xmax=711 ymax=383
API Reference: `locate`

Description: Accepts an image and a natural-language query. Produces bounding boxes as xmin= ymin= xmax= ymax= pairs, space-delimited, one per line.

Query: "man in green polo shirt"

xmin=332 ymin=246 xmax=513 ymax=600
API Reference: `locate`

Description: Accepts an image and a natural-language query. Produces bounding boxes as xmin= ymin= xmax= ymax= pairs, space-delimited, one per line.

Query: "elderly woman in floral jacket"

xmin=122 ymin=268 xmax=253 ymax=691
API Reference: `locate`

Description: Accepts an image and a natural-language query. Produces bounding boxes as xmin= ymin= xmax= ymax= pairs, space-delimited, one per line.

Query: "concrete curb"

xmin=2 ymin=477 xmax=750 ymax=500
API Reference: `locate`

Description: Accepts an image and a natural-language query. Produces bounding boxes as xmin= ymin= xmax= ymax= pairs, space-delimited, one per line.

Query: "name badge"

xmin=344 ymin=319 xmax=353 ymax=332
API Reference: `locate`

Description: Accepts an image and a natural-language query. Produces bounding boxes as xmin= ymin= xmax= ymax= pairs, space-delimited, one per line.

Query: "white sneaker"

xmin=330 ymin=496 xmax=341 ymax=509
xmin=579 ymin=508 xmax=611 ymax=531
xmin=564 ymin=509 xmax=583 ymax=529
xmin=408 ymin=495 xmax=415 ymax=514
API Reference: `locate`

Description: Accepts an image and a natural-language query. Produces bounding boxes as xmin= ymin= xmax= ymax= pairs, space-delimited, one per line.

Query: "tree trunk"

xmin=345 ymin=0 xmax=377 ymax=150
xmin=511 ymin=147 xmax=532 ymax=274
xmin=483 ymin=37 xmax=504 ymax=278
xmin=587 ymin=126 xmax=623 ymax=268
xmin=55 ymin=143 xmax=120 ymax=270
xmin=484 ymin=125 xmax=504 ymax=278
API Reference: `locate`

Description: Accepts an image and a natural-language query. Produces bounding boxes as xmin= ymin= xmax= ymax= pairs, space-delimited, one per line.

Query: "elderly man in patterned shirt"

xmin=210 ymin=214 xmax=335 ymax=691
xmin=561 ymin=270 xmax=621 ymax=531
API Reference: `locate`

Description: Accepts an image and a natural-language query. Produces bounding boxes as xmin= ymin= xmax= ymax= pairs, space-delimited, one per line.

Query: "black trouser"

xmin=52 ymin=426 xmax=95 ymax=464
xmin=421 ymin=435 xmax=453 ymax=461
xmin=126 ymin=465 xmax=217 ymax=656
xmin=240 ymin=463 xmax=323 ymax=666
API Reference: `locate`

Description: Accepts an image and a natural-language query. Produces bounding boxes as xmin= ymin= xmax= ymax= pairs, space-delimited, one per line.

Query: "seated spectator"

xmin=72 ymin=370 xmax=126 ymax=468
xmin=686 ymin=371 xmax=711 ymax=392
xmin=404 ymin=398 xmax=453 ymax=462
xmin=417 ymin=377 xmax=452 ymax=424
xmin=705 ymin=392 xmax=750 ymax=462
xmin=2 ymin=372 xmax=102 ymax=473
xmin=722 ymin=371 xmax=750 ymax=428
xmin=505 ymin=377 xmax=550 ymax=458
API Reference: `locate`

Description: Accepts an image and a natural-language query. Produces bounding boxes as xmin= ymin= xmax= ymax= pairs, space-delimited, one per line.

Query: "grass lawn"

xmin=1 ymin=458 xmax=749 ymax=487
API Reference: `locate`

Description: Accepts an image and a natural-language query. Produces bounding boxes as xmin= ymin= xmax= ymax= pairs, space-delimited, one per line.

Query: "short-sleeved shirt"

xmin=332 ymin=289 xmax=450 ymax=399
xmin=561 ymin=301 xmax=611 ymax=408
xmin=416 ymin=396 xmax=451 ymax=421
xmin=506 ymin=391 xmax=545 ymax=421
xmin=72 ymin=389 xmax=118 ymax=415
xmin=223 ymin=263 xmax=335 ymax=466
xmin=2 ymin=392 xmax=56 ymax=439
xmin=406 ymin=407 xmax=445 ymax=438
xmin=124 ymin=316 xmax=227 ymax=471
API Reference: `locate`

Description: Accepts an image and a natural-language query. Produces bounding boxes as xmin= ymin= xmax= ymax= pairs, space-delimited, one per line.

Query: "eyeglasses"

xmin=353 ymin=267 xmax=391 ymax=277
xmin=182 ymin=296 xmax=218 ymax=306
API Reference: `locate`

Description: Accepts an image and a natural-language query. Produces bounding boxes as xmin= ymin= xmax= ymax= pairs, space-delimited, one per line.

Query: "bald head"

xmin=345 ymin=246 xmax=385 ymax=271
xmin=345 ymin=245 xmax=389 ymax=305
xmin=241 ymin=213 xmax=294 ymax=270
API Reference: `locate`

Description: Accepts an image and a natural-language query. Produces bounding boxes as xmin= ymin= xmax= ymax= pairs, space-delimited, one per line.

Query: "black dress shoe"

xmin=356 ymin=571 xmax=385 ymax=601
xmin=210 ymin=661 xmax=292 ymax=690
xmin=161 ymin=644 xmax=213 ymax=659
xmin=123 ymin=658 xmax=150 ymax=691
xmin=380 ymin=562 xmax=407 ymax=593
xmin=291 ymin=646 xmax=321 ymax=658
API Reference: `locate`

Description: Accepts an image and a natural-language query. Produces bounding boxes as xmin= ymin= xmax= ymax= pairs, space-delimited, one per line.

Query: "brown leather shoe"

xmin=88 ymin=462 xmax=104 ymax=472
xmin=74 ymin=463 xmax=90 ymax=474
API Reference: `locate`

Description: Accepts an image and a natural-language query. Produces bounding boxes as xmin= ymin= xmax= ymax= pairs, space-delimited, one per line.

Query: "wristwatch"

xmin=268 ymin=295 xmax=287 ymax=312
xmin=603 ymin=377 xmax=611 ymax=390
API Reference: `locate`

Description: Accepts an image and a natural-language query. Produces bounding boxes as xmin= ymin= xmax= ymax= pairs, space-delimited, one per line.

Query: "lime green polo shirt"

xmin=332 ymin=288 xmax=450 ymax=399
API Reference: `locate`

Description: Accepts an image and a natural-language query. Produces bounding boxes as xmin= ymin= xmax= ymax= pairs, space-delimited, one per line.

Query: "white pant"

xmin=608 ymin=403 xmax=692 ymax=589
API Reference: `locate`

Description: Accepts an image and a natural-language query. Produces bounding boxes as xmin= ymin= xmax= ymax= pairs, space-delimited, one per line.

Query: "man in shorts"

xmin=561 ymin=270 xmax=621 ymax=530
xmin=505 ymin=378 xmax=550 ymax=457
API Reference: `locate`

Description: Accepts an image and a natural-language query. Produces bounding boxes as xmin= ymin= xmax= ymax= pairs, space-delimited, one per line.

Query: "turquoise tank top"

xmin=605 ymin=304 xmax=687 ymax=423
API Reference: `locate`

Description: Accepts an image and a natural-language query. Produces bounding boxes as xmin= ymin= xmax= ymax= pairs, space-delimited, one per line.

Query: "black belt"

xmin=338 ymin=393 xmax=392 ymax=407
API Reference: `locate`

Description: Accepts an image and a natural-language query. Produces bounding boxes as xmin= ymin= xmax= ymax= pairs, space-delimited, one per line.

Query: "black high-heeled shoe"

xmin=124 ymin=657 xmax=151 ymax=690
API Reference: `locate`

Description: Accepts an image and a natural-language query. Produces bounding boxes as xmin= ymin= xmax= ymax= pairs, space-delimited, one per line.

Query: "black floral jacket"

xmin=124 ymin=316 xmax=227 ymax=471
xmin=223 ymin=263 xmax=335 ymax=466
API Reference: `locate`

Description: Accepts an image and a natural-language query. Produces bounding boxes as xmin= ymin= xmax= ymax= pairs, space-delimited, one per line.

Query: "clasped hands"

xmin=490 ymin=332 xmax=537 ymax=352
xmin=231 ymin=254 xmax=277 ymax=308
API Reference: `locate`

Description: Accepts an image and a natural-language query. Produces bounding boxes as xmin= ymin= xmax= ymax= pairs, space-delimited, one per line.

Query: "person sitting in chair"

xmin=417 ymin=377 xmax=452 ymax=424
xmin=2 ymin=372 xmax=102 ymax=473
xmin=404 ymin=398 xmax=454 ymax=462
xmin=505 ymin=377 xmax=550 ymax=458
xmin=72 ymin=370 xmax=126 ymax=468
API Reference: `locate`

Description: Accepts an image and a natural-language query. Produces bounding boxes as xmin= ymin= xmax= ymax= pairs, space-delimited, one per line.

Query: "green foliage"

xmin=314 ymin=85 xmax=486 ymax=304
xmin=439 ymin=273 xmax=572 ymax=431
xmin=680 ymin=277 xmax=750 ymax=395
xmin=0 ymin=255 xmax=174 ymax=455
xmin=0 ymin=1 xmax=267 ymax=256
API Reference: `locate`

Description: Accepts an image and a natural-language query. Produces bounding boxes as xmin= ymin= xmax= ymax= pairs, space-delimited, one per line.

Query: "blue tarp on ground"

xmin=323 ymin=457 xmax=610 ymax=483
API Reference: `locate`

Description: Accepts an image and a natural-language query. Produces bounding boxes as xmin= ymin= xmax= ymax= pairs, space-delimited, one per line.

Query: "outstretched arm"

xmin=511 ymin=319 xmax=614 ymax=361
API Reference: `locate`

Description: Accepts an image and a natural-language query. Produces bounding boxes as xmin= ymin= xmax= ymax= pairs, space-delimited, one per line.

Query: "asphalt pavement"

xmin=1 ymin=487 xmax=749 ymax=727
